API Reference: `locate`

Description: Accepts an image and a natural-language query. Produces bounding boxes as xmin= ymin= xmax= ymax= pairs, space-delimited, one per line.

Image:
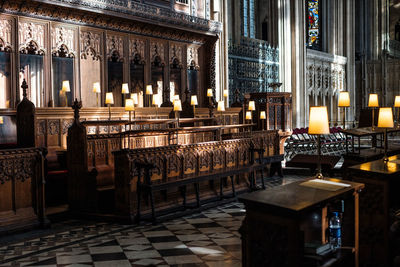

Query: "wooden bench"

xmin=285 ymin=154 xmax=341 ymax=176
xmin=114 ymin=138 xmax=266 ymax=222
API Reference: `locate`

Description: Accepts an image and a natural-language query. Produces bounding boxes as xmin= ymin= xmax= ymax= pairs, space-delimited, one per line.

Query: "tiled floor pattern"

xmin=0 ymin=174 xmax=306 ymax=267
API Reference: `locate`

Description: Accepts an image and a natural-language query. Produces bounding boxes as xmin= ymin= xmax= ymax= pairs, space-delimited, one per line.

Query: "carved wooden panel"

xmin=167 ymin=152 xmax=181 ymax=178
xmin=198 ymin=149 xmax=210 ymax=172
xmin=169 ymin=43 xmax=183 ymax=66
xmin=129 ymin=36 xmax=145 ymax=62
xmin=183 ymin=150 xmax=197 ymax=175
xmin=18 ymin=21 xmax=46 ymax=55
xmin=150 ymin=40 xmax=165 ymax=64
xmin=51 ymin=25 xmax=76 ymax=57
xmin=0 ymin=17 xmax=13 ymax=52
xmin=106 ymin=33 xmax=124 ymax=61
xmin=80 ymin=29 xmax=101 ymax=60
xmin=187 ymin=45 xmax=199 ymax=68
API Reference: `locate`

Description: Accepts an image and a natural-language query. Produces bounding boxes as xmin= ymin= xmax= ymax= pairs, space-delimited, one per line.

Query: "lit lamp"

xmin=122 ymin=83 xmax=129 ymax=94
xmin=308 ymin=106 xmax=330 ymax=179
xmin=93 ymin=82 xmax=101 ymax=107
xmin=146 ymin=85 xmax=153 ymax=107
xmin=152 ymin=94 xmax=159 ymax=118
xmin=131 ymin=93 xmax=138 ymax=119
xmin=173 ymin=99 xmax=182 ymax=127
xmin=394 ymin=96 xmax=400 ymax=128
xmin=377 ymin=107 xmax=394 ymax=163
xmin=368 ymin=93 xmax=379 ymax=130
xmin=338 ymin=91 xmax=350 ymax=129
xmin=207 ymin=88 xmax=213 ymax=106
xmin=248 ymin=100 xmax=255 ymax=124
xmin=217 ymin=100 xmax=225 ymax=125
xmin=260 ymin=111 xmax=266 ymax=130
xmin=245 ymin=111 xmax=252 ymax=122
xmin=105 ymin=92 xmax=114 ymax=120
xmin=62 ymin=80 xmax=70 ymax=107
xmin=223 ymin=89 xmax=228 ymax=107
xmin=191 ymin=95 xmax=198 ymax=116
xmin=125 ymin=98 xmax=134 ymax=121
xmin=0 ymin=116 xmax=3 ymax=124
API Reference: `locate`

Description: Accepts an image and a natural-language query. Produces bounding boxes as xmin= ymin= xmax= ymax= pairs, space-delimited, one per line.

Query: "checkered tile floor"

xmin=0 ymin=174 xmax=306 ymax=267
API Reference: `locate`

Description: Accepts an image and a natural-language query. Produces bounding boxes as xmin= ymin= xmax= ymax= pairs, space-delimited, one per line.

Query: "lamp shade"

xmin=217 ymin=101 xmax=225 ymax=111
xmin=62 ymin=80 xmax=70 ymax=92
xmin=131 ymin=93 xmax=138 ymax=105
xmin=0 ymin=116 xmax=3 ymax=124
xmin=248 ymin=101 xmax=255 ymax=111
xmin=207 ymin=89 xmax=213 ymax=97
xmin=152 ymin=94 xmax=159 ymax=106
xmin=260 ymin=111 xmax=266 ymax=120
xmin=395 ymin=96 xmax=400 ymax=107
xmin=191 ymin=95 xmax=198 ymax=106
xmin=105 ymin=92 xmax=114 ymax=105
xmin=338 ymin=91 xmax=350 ymax=107
xmin=122 ymin=83 xmax=129 ymax=94
xmin=173 ymin=99 xmax=182 ymax=111
xmin=368 ymin=93 xmax=379 ymax=107
xmin=146 ymin=85 xmax=153 ymax=95
xmin=125 ymin=99 xmax=134 ymax=111
xmin=377 ymin=107 xmax=394 ymax=128
xmin=245 ymin=111 xmax=252 ymax=120
xmin=308 ymin=106 xmax=330 ymax=135
xmin=93 ymin=82 xmax=101 ymax=93
xmin=223 ymin=89 xmax=228 ymax=97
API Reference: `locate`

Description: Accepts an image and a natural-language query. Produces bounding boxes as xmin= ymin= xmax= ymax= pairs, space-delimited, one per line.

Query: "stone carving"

xmin=18 ymin=21 xmax=45 ymax=55
xmin=80 ymin=30 xmax=101 ymax=60
xmin=51 ymin=25 xmax=75 ymax=57
xmin=106 ymin=34 xmax=124 ymax=62
xmin=0 ymin=18 xmax=12 ymax=52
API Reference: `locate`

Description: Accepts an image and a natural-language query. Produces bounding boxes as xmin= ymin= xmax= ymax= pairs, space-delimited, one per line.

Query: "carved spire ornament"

xmin=72 ymin=98 xmax=82 ymax=121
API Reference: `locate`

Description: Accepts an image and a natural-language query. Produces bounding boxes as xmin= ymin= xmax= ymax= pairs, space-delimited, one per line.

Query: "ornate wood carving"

xmin=129 ymin=37 xmax=145 ymax=63
xmin=169 ymin=43 xmax=183 ymax=67
xmin=18 ymin=21 xmax=45 ymax=55
xmin=51 ymin=25 xmax=75 ymax=57
xmin=106 ymin=33 xmax=124 ymax=62
xmin=17 ymin=80 xmax=36 ymax=148
xmin=150 ymin=41 xmax=165 ymax=65
xmin=187 ymin=45 xmax=199 ymax=70
xmin=0 ymin=17 xmax=12 ymax=52
xmin=80 ymin=30 xmax=101 ymax=60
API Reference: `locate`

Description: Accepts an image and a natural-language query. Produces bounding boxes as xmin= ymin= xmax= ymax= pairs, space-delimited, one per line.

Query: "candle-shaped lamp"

xmin=207 ymin=88 xmax=213 ymax=107
xmin=394 ymin=96 xmax=400 ymax=128
xmin=368 ymin=93 xmax=379 ymax=130
xmin=338 ymin=91 xmax=350 ymax=129
xmin=62 ymin=80 xmax=70 ymax=107
xmin=146 ymin=84 xmax=153 ymax=107
xmin=191 ymin=95 xmax=198 ymax=116
xmin=378 ymin=107 xmax=394 ymax=162
xmin=245 ymin=111 xmax=252 ymax=121
xmin=308 ymin=106 xmax=330 ymax=179
xmin=93 ymin=82 xmax=101 ymax=107
xmin=260 ymin=111 xmax=266 ymax=130
xmin=248 ymin=100 xmax=255 ymax=124
xmin=217 ymin=100 xmax=225 ymax=125
xmin=105 ymin=92 xmax=114 ymax=120
xmin=173 ymin=99 xmax=182 ymax=127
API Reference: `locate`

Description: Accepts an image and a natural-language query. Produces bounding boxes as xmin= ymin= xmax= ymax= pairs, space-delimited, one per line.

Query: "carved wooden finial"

xmin=72 ymin=98 xmax=82 ymax=120
xmin=234 ymin=88 xmax=240 ymax=103
xmin=21 ymin=79 xmax=28 ymax=98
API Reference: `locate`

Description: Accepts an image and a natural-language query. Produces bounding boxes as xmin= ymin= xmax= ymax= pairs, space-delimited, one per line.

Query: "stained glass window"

xmin=307 ymin=0 xmax=320 ymax=49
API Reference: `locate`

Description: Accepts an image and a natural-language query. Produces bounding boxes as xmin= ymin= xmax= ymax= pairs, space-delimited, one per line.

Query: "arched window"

xmin=306 ymin=0 xmax=321 ymax=50
xmin=243 ymin=0 xmax=255 ymax=38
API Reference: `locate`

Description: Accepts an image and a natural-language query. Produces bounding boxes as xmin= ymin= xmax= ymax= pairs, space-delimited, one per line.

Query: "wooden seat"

xmin=134 ymin=141 xmax=265 ymax=223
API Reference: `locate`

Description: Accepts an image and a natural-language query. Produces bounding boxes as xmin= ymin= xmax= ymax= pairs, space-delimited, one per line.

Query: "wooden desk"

xmin=239 ymin=178 xmax=364 ymax=267
xmin=347 ymin=155 xmax=400 ymax=267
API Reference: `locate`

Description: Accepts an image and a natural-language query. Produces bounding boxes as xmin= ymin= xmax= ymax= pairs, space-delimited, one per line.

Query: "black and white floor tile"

xmin=0 ymin=174 xmax=307 ymax=267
